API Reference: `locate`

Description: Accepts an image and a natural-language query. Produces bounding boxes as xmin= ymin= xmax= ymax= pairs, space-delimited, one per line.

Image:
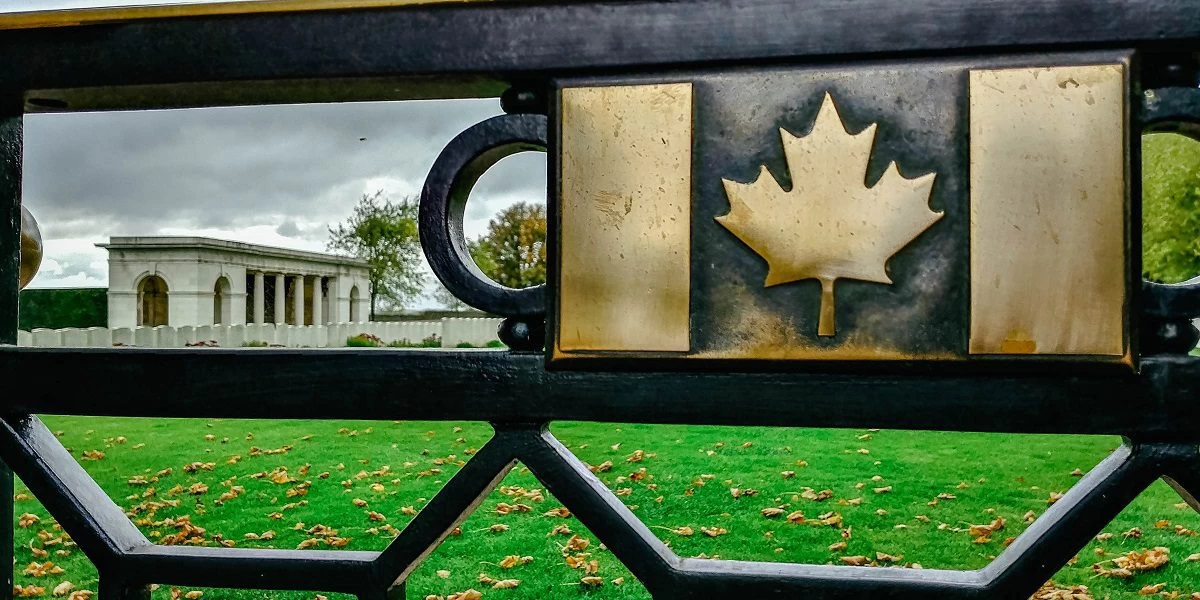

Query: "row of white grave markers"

xmin=15 ymin=318 xmax=503 ymax=349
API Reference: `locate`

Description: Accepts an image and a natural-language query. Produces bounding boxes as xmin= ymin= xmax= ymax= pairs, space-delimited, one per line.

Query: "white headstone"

xmin=86 ymin=327 xmax=113 ymax=348
xmin=178 ymin=325 xmax=197 ymax=346
xmin=276 ymin=325 xmax=292 ymax=347
xmin=154 ymin=325 xmax=176 ymax=347
xmin=134 ymin=326 xmax=157 ymax=347
xmin=61 ymin=328 xmax=88 ymax=347
xmin=112 ymin=328 xmax=134 ymax=347
xmin=226 ymin=324 xmax=246 ymax=347
xmin=31 ymin=328 xmax=62 ymax=347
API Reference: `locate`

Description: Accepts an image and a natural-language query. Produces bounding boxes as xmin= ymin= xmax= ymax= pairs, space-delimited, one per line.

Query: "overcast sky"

xmin=6 ymin=0 xmax=546 ymax=308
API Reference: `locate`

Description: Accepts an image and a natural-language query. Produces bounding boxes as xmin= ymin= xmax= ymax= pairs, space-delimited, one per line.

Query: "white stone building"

xmin=99 ymin=236 xmax=372 ymax=329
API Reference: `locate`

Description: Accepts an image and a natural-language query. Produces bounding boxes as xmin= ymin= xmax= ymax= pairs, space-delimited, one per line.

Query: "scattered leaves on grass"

xmin=1138 ymin=583 xmax=1165 ymax=595
xmin=1031 ymin=582 xmax=1093 ymax=599
xmin=497 ymin=555 xmax=533 ymax=569
xmin=1093 ymin=547 xmax=1170 ymax=578
xmin=801 ymin=488 xmax=833 ymax=502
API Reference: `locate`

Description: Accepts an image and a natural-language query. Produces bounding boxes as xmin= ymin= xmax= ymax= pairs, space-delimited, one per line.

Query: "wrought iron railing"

xmin=1 ymin=1 xmax=1199 ymax=598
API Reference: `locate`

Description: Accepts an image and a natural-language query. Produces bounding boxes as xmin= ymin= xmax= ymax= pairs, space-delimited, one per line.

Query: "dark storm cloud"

xmin=275 ymin=220 xmax=302 ymax=238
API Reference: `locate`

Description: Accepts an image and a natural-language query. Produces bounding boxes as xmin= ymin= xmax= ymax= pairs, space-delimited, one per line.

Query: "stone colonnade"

xmin=246 ymin=270 xmax=341 ymax=326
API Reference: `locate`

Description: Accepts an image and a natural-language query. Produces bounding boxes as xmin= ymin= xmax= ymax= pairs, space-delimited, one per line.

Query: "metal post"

xmin=0 ymin=110 xmax=23 ymax=600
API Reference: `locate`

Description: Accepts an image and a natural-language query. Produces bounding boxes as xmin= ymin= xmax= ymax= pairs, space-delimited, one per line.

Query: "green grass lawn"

xmin=10 ymin=417 xmax=1199 ymax=599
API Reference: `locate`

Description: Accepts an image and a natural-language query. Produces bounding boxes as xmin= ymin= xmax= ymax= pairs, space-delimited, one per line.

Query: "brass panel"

xmin=558 ymin=83 xmax=692 ymax=352
xmin=0 ymin=0 xmax=495 ymax=30
xmin=968 ymin=64 xmax=1126 ymax=355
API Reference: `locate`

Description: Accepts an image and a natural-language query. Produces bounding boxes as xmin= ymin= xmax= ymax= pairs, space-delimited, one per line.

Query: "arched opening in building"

xmin=213 ymin=276 xmax=232 ymax=325
xmin=137 ymin=275 xmax=168 ymax=327
xmin=349 ymin=285 xmax=361 ymax=322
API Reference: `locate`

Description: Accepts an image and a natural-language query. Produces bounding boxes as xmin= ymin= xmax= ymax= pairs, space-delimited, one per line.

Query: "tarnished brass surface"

xmin=967 ymin=64 xmax=1126 ymax=356
xmin=20 ymin=206 xmax=42 ymax=290
xmin=557 ymin=83 xmax=692 ymax=353
xmin=0 ymin=0 xmax=494 ymax=30
xmin=717 ymin=93 xmax=941 ymax=337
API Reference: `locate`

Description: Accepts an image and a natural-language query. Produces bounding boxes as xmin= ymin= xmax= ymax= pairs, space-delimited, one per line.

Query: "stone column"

xmin=293 ymin=274 xmax=305 ymax=325
xmin=326 ymin=276 xmax=340 ymax=323
xmin=313 ymin=276 xmax=323 ymax=325
xmin=253 ymin=271 xmax=265 ymax=324
xmin=274 ymin=273 xmax=286 ymax=325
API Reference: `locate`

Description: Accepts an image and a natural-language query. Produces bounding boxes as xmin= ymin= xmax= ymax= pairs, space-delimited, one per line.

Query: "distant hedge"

xmin=18 ymin=288 xmax=107 ymax=330
xmin=1144 ymin=133 xmax=1200 ymax=283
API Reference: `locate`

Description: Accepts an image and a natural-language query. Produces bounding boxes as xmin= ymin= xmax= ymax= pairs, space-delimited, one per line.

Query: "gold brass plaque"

xmin=557 ymin=83 xmax=693 ymax=352
xmin=968 ymin=64 xmax=1126 ymax=356
xmin=552 ymin=54 xmax=1132 ymax=363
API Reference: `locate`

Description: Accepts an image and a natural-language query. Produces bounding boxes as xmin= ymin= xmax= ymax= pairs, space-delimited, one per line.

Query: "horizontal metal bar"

xmin=3 ymin=347 xmax=1198 ymax=437
xmin=673 ymin=557 xmax=985 ymax=599
xmin=122 ymin=545 xmax=380 ymax=593
xmin=0 ymin=0 xmax=1197 ymax=109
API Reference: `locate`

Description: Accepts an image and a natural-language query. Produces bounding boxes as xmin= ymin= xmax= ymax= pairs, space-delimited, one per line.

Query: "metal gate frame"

xmin=0 ymin=1 xmax=1199 ymax=598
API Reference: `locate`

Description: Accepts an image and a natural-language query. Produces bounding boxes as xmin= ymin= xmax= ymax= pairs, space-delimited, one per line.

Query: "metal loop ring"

xmin=1141 ymin=86 xmax=1200 ymax=319
xmin=419 ymin=113 xmax=548 ymax=318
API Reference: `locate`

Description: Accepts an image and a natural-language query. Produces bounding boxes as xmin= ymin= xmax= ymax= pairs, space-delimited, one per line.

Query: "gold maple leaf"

xmin=717 ymin=92 xmax=942 ymax=336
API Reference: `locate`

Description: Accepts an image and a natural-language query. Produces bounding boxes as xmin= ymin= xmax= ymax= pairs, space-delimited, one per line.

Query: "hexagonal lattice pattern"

xmin=2 ymin=414 xmax=1198 ymax=599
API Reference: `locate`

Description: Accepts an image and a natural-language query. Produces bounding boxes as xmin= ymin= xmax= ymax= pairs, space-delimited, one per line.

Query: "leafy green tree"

xmin=472 ymin=202 xmax=547 ymax=288
xmin=1143 ymin=133 xmax=1200 ymax=283
xmin=327 ymin=191 xmax=424 ymax=319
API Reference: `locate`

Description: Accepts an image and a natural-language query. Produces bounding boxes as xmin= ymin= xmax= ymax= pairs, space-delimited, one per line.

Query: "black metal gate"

xmin=2 ymin=1 xmax=1200 ymax=598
